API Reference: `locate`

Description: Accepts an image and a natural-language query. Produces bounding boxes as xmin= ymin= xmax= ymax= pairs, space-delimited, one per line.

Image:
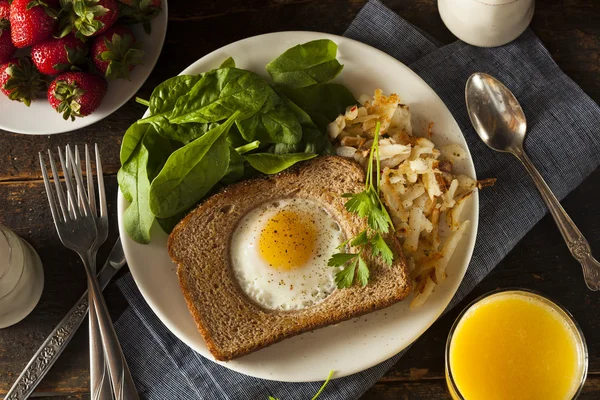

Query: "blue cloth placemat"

xmin=114 ymin=1 xmax=600 ymax=398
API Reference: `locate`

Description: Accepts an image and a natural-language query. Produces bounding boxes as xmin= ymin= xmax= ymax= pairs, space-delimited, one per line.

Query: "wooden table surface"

xmin=1 ymin=0 xmax=599 ymax=398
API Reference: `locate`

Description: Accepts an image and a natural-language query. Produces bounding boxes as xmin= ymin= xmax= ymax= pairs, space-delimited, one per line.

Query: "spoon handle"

xmin=516 ymin=150 xmax=600 ymax=290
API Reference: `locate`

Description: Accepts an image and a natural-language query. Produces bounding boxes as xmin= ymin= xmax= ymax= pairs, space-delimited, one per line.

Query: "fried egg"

xmin=230 ymin=198 xmax=344 ymax=311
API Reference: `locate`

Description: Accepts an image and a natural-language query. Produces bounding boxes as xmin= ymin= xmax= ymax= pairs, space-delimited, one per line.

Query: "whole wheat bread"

xmin=168 ymin=156 xmax=412 ymax=361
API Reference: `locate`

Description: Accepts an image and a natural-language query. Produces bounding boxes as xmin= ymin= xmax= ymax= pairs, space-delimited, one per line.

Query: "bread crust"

xmin=168 ymin=156 xmax=412 ymax=361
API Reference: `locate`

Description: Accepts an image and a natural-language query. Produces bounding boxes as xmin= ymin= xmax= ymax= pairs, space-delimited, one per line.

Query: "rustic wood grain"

xmin=0 ymin=0 xmax=599 ymax=399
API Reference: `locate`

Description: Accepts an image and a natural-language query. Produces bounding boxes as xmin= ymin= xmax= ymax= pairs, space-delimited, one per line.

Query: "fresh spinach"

xmin=164 ymin=68 xmax=270 ymax=124
xmin=146 ymin=115 xmax=216 ymax=143
xmin=243 ymin=152 xmax=317 ymax=174
xmin=272 ymin=91 xmax=333 ymax=154
xmin=235 ymin=91 xmax=302 ymax=145
xmin=266 ymin=39 xmax=343 ymax=88
xmin=276 ymin=83 xmax=356 ymax=132
xmin=149 ymin=112 xmax=240 ymax=218
xmin=143 ymin=129 xmax=174 ymax=180
xmin=156 ymin=212 xmax=186 ymax=235
xmin=118 ymin=134 xmax=154 ymax=244
xmin=219 ymin=57 xmax=235 ymax=68
xmin=221 ymin=146 xmax=245 ymax=184
xmin=149 ymin=75 xmax=203 ymax=115
xmin=120 ymin=121 xmax=150 ymax=166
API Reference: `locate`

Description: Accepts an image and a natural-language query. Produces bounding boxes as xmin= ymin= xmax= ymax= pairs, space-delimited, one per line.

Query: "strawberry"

xmin=31 ymin=34 xmax=88 ymax=75
xmin=0 ymin=57 xmax=47 ymax=106
xmin=117 ymin=0 xmax=160 ymax=33
xmin=91 ymin=25 xmax=143 ymax=80
xmin=48 ymin=72 xmax=107 ymax=120
xmin=0 ymin=28 xmax=14 ymax=64
xmin=0 ymin=0 xmax=10 ymax=20
xmin=0 ymin=1 xmax=15 ymax=64
xmin=57 ymin=0 xmax=119 ymax=40
xmin=9 ymin=0 xmax=59 ymax=48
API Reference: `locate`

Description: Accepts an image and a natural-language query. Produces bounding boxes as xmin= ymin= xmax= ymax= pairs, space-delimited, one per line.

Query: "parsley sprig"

xmin=327 ymin=122 xmax=395 ymax=288
xmin=268 ymin=370 xmax=335 ymax=400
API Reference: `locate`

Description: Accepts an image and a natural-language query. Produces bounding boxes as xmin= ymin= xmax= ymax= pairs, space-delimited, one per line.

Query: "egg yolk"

xmin=259 ymin=210 xmax=317 ymax=270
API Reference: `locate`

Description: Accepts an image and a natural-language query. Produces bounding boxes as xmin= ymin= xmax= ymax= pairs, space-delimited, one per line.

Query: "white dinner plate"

xmin=0 ymin=2 xmax=168 ymax=135
xmin=117 ymin=31 xmax=479 ymax=382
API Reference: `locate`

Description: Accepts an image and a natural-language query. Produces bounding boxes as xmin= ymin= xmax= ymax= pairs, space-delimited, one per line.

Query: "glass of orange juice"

xmin=445 ymin=289 xmax=588 ymax=400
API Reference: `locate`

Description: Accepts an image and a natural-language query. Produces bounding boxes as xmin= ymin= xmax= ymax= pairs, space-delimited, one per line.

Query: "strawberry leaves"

xmin=327 ymin=121 xmax=395 ymax=288
xmin=97 ymin=31 xmax=143 ymax=80
xmin=57 ymin=0 xmax=117 ymax=39
xmin=51 ymin=78 xmax=86 ymax=119
xmin=26 ymin=0 xmax=59 ymax=19
xmin=53 ymin=43 xmax=89 ymax=71
xmin=1 ymin=57 xmax=47 ymax=106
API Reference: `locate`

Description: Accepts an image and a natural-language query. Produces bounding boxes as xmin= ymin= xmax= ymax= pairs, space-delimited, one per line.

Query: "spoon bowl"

xmin=465 ymin=73 xmax=527 ymax=154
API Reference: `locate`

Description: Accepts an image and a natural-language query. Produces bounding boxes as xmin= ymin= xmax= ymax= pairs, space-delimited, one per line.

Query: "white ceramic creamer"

xmin=438 ymin=0 xmax=535 ymax=47
xmin=0 ymin=225 xmax=44 ymax=328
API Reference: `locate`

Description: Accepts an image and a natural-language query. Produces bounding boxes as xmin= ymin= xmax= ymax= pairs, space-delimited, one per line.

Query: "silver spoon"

xmin=465 ymin=72 xmax=600 ymax=291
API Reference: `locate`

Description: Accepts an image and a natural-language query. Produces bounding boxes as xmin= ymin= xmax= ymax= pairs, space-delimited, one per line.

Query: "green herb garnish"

xmin=327 ymin=122 xmax=394 ymax=288
xmin=268 ymin=370 xmax=335 ymax=400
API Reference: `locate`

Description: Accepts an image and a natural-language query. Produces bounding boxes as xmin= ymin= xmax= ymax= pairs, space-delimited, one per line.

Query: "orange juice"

xmin=446 ymin=290 xmax=587 ymax=400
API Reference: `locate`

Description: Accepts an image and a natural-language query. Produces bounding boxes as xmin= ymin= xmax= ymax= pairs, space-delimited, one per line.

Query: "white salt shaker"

xmin=0 ymin=225 xmax=44 ymax=328
xmin=438 ymin=0 xmax=535 ymax=47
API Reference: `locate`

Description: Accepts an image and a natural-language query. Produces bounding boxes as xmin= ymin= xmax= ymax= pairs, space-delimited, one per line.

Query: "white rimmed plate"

xmin=0 ymin=2 xmax=168 ymax=135
xmin=117 ymin=31 xmax=479 ymax=382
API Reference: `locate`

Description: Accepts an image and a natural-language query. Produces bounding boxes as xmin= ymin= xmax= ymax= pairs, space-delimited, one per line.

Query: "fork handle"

xmin=517 ymin=150 xmax=600 ymax=290
xmin=81 ymin=253 xmax=140 ymax=400
xmin=89 ymin=252 xmax=112 ymax=400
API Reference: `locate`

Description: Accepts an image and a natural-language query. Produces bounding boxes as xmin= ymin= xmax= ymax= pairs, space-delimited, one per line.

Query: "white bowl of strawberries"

xmin=0 ymin=0 xmax=167 ymax=134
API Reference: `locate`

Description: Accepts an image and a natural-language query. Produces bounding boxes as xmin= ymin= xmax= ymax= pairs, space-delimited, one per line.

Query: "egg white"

xmin=230 ymin=198 xmax=344 ymax=311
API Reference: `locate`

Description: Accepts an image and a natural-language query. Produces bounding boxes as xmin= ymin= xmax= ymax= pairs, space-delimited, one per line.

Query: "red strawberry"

xmin=31 ymin=34 xmax=89 ymax=75
xmin=118 ymin=0 xmax=160 ymax=34
xmin=0 ymin=28 xmax=14 ymax=64
xmin=0 ymin=1 xmax=15 ymax=64
xmin=9 ymin=0 xmax=59 ymax=48
xmin=91 ymin=25 xmax=143 ymax=80
xmin=0 ymin=0 xmax=10 ymax=20
xmin=48 ymin=72 xmax=107 ymax=120
xmin=57 ymin=0 xmax=118 ymax=40
xmin=0 ymin=57 xmax=47 ymax=106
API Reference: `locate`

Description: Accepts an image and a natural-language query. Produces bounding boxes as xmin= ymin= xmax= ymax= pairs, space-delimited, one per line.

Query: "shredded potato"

xmin=330 ymin=90 xmax=494 ymax=308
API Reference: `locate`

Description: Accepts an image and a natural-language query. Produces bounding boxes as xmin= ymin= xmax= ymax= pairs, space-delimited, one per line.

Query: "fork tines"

xmin=39 ymin=144 xmax=105 ymax=225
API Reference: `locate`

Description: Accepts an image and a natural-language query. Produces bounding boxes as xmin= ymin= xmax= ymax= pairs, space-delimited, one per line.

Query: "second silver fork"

xmin=41 ymin=146 xmax=139 ymax=400
xmin=66 ymin=145 xmax=112 ymax=400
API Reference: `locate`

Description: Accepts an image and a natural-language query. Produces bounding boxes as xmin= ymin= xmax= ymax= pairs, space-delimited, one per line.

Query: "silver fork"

xmin=40 ymin=147 xmax=140 ymax=400
xmin=69 ymin=145 xmax=112 ymax=400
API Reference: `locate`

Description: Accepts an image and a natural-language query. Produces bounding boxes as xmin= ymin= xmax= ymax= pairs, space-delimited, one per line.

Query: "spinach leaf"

xmin=266 ymin=39 xmax=343 ymax=88
xmin=145 ymin=114 xmax=216 ymax=143
xmin=118 ymin=132 xmax=155 ymax=244
xmin=143 ymin=129 xmax=174 ymax=180
xmin=164 ymin=69 xmax=269 ymax=124
xmin=149 ymin=112 xmax=240 ymax=218
xmin=219 ymin=57 xmax=235 ymax=68
xmin=156 ymin=212 xmax=186 ymax=235
xmin=149 ymin=75 xmax=203 ymax=115
xmin=221 ymin=146 xmax=244 ymax=185
xmin=120 ymin=121 xmax=150 ymax=165
xmin=277 ymin=83 xmax=356 ymax=132
xmin=226 ymin=124 xmax=248 ymax=149
xmin=272 ymin=91 xmax=333 ymax=154
xmin=235 ymin=91 xmax=302 ymax=145
xmin=243 ymin=152 xmax=317 ymax=175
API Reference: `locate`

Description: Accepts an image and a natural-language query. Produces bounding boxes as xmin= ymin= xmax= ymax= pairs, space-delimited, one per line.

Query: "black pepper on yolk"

xmin=258 ymin=210 xmax=317 ymax=270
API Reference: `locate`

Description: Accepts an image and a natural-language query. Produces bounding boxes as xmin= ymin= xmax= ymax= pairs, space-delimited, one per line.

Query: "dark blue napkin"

xmin=114 ymin=1 xmax=600 ymax=398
